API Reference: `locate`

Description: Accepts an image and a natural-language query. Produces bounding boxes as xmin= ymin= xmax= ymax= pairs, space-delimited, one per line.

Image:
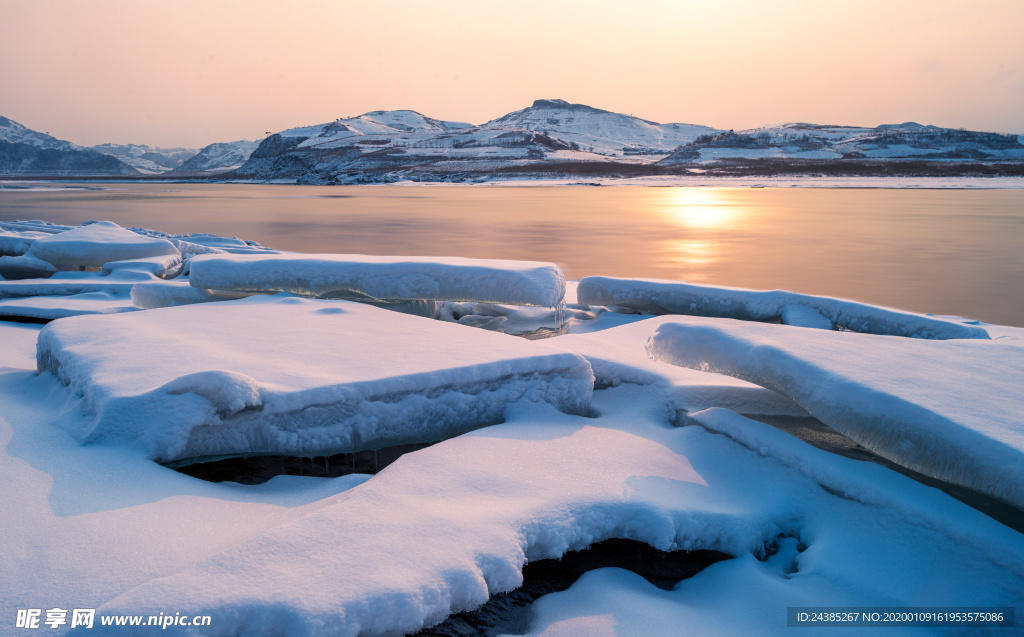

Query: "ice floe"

xmin=0 ymin=270 xmax=155 ymax=301
xmin=22 ymin=221 xmax=179 ymax=268
xmin=188 ymin=253 xmax=566 ymax=307
xmin=0 ymin=290 xmax=137 ymax=320
xmin=100 ymin=254 xmax=183 ymax=278
xmin=556 ymin=316 xmax=806 ymax=417
xmin=0 ymin=253 xmax=57 ymax=279
xmin=37 ymin=295 xmax=593 ymax=462
xmin=647 ymin=317 xmax=1024 ymax=510
xmin=0 ymin=228 xmax=50 ymax=256
xmin=129 ymin=280 xmax=252 ymax=309
xmin=578 ymin=276 xmax=990 ymax=340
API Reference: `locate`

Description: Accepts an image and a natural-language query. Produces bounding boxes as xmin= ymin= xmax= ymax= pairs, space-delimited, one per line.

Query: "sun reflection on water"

xmin=658 ymin=188 xmax=745 ymax=229
xmin=652 ymin=189 xmax=753 ymax=280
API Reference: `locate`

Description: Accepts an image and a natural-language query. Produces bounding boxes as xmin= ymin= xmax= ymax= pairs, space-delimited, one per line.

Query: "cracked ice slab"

xmin=577 ymin=276 xmax=989 ymax=340
xmin=554 ymin=316 xmax=806 ymax=417
xmin=129 ymin=280 xmax=252 ymax=309
xmin=188 ymin=253 xmax=566 ymax=307
xmin=94 ymin=393 xmax=1024 ymax=637
xmin=0 ymin=270 xmax=161 ymax=299
xmin=646 ymin=317 xmax=1024 ymax=510
xmin=36 ymin=295 xmax=593 ymax=462
xmin=0 ymin=290 xmax=137 ymax=320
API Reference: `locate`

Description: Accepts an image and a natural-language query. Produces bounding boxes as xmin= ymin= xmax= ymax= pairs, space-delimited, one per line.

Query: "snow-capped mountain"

xmin=658 ymin=122 xmax=1024 ymax=165
xmin=485 ymin=99 xmax=719 ymax=155
xmin=0 ymin=116 xmax=77 ymax=151
xmin=233 ymin=101 xmax=724 ymax=183
xmin=88 ymin=143 xmax=199 ymax=174
xmin=172 ymin=140 xmax=260 ymax=174
xmin=5 ymin=104 xmax=1022 ymax=182
xmin=237 ymin=100 xmax=1024 ymax=184
xmin=0 ymin=116 xmax=139 ymax=176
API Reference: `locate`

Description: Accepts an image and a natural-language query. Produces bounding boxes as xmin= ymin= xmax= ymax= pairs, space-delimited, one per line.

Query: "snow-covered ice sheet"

xmin=0 ymin=219 xmax=72 ymax=235
xmin=556 ymin=316 xmax=805 ymax=416
xmin=188 ymin=253 xmax=566 ymax=307
xmin=37 ymin=295 xmax=593 ymax=462
xmin=23 ymin=221 xmax=179 ymax=268
xmin=577 ymin=276 xmax=989 ymax=340
xmin=0 ymin=339 xmax=372 ymax=626
xmin=0 ymin=290 xmax=137 ymax=320
xmin=0 ymin=228 xmax=50 ymax=256
xmin=0 ymin=270 xmax=160 ymax=300
xmin=647 ymin=317 xmax=1024 ymax=510
xmin=130 ymin=280 xmax=252 ymax=309
xmin=93 ymin=391 xmax=1024 ymax=636
xmin=439 ymin=301 xmax=576 ymax=336
xmin=0 ymin=253 xmax=57 ymax=279
xmin=101 ymin=254 xmax=183 ymax=278
xmin=518 ymin=408 xmax=1024 ymax=637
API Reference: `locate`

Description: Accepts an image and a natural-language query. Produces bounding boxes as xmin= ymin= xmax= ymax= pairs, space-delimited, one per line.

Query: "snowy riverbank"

xmin=1 ymin=219 xmax=1022 ymax=636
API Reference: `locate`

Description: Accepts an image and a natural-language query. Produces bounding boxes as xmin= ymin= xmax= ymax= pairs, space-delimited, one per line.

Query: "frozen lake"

xmin=1 ymin=182 xmax=1022 ymax=326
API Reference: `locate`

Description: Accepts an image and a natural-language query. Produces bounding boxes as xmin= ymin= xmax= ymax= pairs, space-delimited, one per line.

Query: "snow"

xmin=0 ymin=343 xmax=373 ymax=626
xmin=0 ymin=219 xmax=73 ymax=234
xmin=0 ymin=290 xmax=136 ymax=320
xmin=0 ymin=253 xmax=57 ymax=279
xmin=101 ymin=253 xmax=183 ymax=278
xmin=556 ymin=316 xmax=807 ymax=417
xmin=91 ymin=391 xmax=1024 ymax=636
xmin=0 ymin=271 xmax=147 ymax=299
xmin=0 ymin=115 xmax=77 ymax=150
xmin=0 ymin=322 xmax=41 ymax=372
xmin=23 ymin=221 xmax=179 ymax=268
xmin=129 ymin=280 xmax=252 ymax=309
xmin=519 ymin=408 xmax=1024 ymax=637
xmin=0 ymin=228 xmax=50 ymax=256
xmin=188 ymin=253 xmax=567 ymax=307
xmin=577 ymin=276 xmax=989 ymax=340
xmin=37 ymin=295 xmax=593 ymax=462
xmin=173 ymin=140 xmax=260 ymax=173
xmin=485 ymin=99 xmax=718 ymax=154
xmin=88 ymin=143 xmax=200 ymax=174
xmin=646 ymin=317 xmax=1024 ymax=510
xmin=2 ymin=214 xmax=1023 ymax=637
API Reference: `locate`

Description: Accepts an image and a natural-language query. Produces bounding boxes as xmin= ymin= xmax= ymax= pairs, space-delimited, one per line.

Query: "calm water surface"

xmin=1 ymin=183 xmax=1022 ymax=326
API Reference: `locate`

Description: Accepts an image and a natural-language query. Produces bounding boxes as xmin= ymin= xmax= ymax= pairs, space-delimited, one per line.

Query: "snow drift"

xmin=578 ymin=276 xmax=989 ymax=340
xmin=646 ymin=318 xmax=1024 ymax=509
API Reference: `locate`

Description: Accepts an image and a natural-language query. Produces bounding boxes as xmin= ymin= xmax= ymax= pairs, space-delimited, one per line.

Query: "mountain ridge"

xmin=3 ymin=103 xmax=1022 ymax=182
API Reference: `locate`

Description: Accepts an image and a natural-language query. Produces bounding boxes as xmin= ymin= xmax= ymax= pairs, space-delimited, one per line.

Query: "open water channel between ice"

xmin=1 ymin=182 xmax=1022 ymax=326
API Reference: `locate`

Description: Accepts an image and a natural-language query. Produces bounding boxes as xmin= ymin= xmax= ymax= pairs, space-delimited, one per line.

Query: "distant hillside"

xmin=0 ymin=116 xmax=76 ymax=150
xmin=658 ymin=123 xmax=1024 ymax=165
xmin=0 ymin=140 xmax=139 ymax=176
xmin=89 ymin=143 xmax=199 ymax=174
xmin=5 ymin=105 xmax=1022 ymax=182
xmin=485 ymin=99 xmax=718 ymax=155
xmin=172 ymin=140 xmax=260 ymax=174
xmin=231 ymin=101 xmax=724 ymax=183
xmin=0 ymin=117 xmax=139 ymax=176
xmin=230 ymin=101 xmax=1023 ymax=183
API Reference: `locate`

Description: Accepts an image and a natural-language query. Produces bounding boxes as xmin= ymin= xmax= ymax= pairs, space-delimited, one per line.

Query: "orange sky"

xmin=2 ymin=0 xmax=1022 ymax=148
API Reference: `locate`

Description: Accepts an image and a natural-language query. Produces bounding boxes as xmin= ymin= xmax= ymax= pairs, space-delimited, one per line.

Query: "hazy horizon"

xmin=2 ymin=0 xmax=1023 ymax=148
